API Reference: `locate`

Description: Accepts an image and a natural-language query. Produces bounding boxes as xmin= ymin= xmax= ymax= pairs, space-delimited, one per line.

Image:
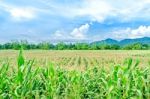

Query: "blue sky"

xmin=0 ymin=0 xmax=150 ymax=43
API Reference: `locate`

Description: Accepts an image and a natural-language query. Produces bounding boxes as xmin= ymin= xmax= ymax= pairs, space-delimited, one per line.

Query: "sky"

xmin=0 ymin=0 xmax=150 ymax=43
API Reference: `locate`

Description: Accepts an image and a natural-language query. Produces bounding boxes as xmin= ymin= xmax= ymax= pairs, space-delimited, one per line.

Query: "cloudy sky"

xmin=0 ymin=0 xmax=150 ymax=43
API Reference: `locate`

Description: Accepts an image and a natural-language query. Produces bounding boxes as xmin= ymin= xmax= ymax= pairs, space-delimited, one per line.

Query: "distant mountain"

xmin=119 ymin=37 xmax=150 ymax=45
xmin=91 ymin=38 xmax=118 ymax=45
xmin=91 ymin=37 xmax=150 ymax=46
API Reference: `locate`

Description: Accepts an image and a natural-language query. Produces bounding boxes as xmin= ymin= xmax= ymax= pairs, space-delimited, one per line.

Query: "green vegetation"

xmin=0 ymin=50 xmax=149 ymax=98
xmin=0 ymin=50 xmax=149 ymax=69
xmin=0 ymin=40 xmax=150 ymax=50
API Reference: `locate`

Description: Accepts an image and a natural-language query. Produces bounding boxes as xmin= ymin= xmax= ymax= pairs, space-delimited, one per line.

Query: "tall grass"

xmin=0 ymin=50 xmax=149 ymax=98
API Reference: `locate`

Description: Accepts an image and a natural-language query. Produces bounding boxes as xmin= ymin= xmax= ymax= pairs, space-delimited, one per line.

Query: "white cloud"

xmin=73 ymin=0 xmax=113 ymax=22
xmin=70 ymin=23 xmax=90 ymax=39
xmin=114 ymin=0 xmax=150 ymax=22
xmin=112 ymin=26 xmax=150 ymax=39
xmin=52 ymin=23 xmax=90 ymax=40
xmin=0 ymin=1 xmax=39 ymax=21
xmin=53 ymin=30 xmax=71 ymax=40
xmin=8 ymin=7 xmax=36 ymax=21
xmin=54 ymin=30 xmax=63 ymax=37
xmin=1 ymin=0 xmax=149 ymax=23
xmin=131 ymin=26 xmax=150 ymax=38
xmin=40 ymin=0 xmax=150 ymax=23
xmin=59 ymin=0 xmax=113 ymax=22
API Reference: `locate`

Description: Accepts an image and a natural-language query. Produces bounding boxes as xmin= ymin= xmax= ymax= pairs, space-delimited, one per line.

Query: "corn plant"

xmin=0 ymin=50 xmax=149 ymax=99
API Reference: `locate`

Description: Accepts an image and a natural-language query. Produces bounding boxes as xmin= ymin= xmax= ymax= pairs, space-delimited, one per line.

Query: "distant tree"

xmin=38 ymin=41 xmax=51 ymax=50
xmin=141 ymin=44 xmax=149 ymax=50
xmin=56 ymin=42 xmax=66 ymax=50
xmin=132 ymin=43 xmax=142 ymax=50
xmin=110 ymin=44 xmax=120 ymax=50
xmin=67 ymin=44 xmax=76 ymax=50
xmin=49 ymin=43 xmax=55 ymax=49
xmin=3 ymin=43 xmax=12 ymax=49
xmin=11 ymin=40 xmax=20 ymax=50
xmin=123 ymin=45 xmax=131 ymax=50
xmin=81 ymin=43 xmax=89 ymax=50
xmin=90 ymin=44 xmax=98 ymax=50
xmin=0 ymin=40 xmax=149 ymax=50
xmin=75 ymin=43 xmax=89 ymax=50
xmin=0 ymin=44 xmax=2 ymax=49
xmin=123 ymin=43 xmax=144 ymax=50
xmin=20 ymin=40 xmax=28 ymax=50
xmin=27 ymin=44 xmax=37 ymax=49
xmin=75 ymin=43 xmax=82 ymax=50
xmin=99 ymin=44 xmax=111 ymax=50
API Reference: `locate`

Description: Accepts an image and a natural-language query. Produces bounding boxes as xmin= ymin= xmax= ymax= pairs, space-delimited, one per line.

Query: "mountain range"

xmin=91 ymin=37 xmax=150 ymax=46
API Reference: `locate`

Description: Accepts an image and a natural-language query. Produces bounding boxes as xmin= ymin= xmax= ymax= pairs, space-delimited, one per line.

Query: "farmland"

xmin=0 ymin=50 xmax=150 ymax=70
xmin=0 ymin=50 xmax=150 ymax=98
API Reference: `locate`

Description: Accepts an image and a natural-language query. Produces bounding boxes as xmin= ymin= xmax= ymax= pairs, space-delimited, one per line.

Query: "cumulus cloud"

xmin=70 ymin=23 xmax=90 ymax=39
xmin=112 ymin=26 xmax=150 ymax=39
xmin=52 ymin=23 xmax=90 ymax=40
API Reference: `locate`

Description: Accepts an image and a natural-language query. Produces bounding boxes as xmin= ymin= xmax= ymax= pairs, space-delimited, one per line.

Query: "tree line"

xmin=0 ymin=40 xmax=149 ymax=50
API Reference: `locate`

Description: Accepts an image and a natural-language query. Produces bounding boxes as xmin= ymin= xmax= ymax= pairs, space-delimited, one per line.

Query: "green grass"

xmin=0 ymin=50 xmax=150 ymax=98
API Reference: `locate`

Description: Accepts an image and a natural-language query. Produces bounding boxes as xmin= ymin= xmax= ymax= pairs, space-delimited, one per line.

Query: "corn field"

xmin=0 ymin=50 xmax=150 ymax=99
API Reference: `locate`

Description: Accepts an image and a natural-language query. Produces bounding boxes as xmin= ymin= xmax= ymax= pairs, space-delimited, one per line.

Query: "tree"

xmin=90 ymin=44 xmax=98 ymax=50
xmin=20 ymin=40 xmax=28 ymax=50
xmin=0 ymin=44 xmax=3 ymax=49
xmin=38 ymin=41 xmax=51 ymax=50
xmin=56 ymin=42 xmax=66 ymax=50
xmin=141 ymin=44 xmax=149 ymax=50
xmin=11 ymin=40 xmax=20 ymax=50
xmin=81 ymin=43 xmax=89 ymax=50
xmin=27 ymin=44 xmax=37 ymax=49
xmin=123 ymin=43 xmax=143 ymax=50
xmin=99 ymin=44 xmax=111 ymax=50
xmin=3 ymin=43 xmax=12 ymax=49
xmin=75 ymin=43 xmax=89 ymax=50
xmin=0 ymin=40 xmax=149 ymax=50
xmin=67 ymin=43 xmax=76 ymax=50
xmin=75 ymin=43 xmax=82 ymax=50
xmin=110 ymin=44 xmax=120 ymax=50
xmin=132 ymin=43 xmax=142 ymax=50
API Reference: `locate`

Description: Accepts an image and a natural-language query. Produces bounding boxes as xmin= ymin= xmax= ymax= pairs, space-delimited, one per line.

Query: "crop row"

xmin=0 ymin=50 xmax=149 ymax=98
xmin=55 ymin=57 xmax=102 ymax=68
